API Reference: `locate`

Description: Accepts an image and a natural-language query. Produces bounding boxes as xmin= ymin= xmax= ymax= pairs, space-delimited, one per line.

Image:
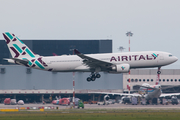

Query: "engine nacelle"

xmin=104 ymin=95 xmax=110 ymax=101
xmin=111 ymin=64 xmax=130 ymax=73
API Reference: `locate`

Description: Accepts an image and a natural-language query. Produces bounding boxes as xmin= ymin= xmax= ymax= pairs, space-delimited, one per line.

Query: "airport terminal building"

xmin=0 ymin=39 xmax=180 ymax=103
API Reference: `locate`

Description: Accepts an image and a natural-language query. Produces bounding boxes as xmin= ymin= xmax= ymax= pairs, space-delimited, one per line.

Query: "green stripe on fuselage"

xmin=5 ymin=32 xmax=13 ymax=40
xmin=13 ymin=44 xmax=22 ymax=53
xmin=35 ymin=61 xmax=45 ymax=69
xmin=25 ymin=48 xmax=35 ymax=57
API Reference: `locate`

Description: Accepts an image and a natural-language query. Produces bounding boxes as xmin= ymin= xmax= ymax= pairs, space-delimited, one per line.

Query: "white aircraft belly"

xmin=48 ymin=62 xmax=82 ymax=71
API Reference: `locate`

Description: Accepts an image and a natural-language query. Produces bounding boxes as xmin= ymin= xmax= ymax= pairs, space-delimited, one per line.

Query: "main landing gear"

xmin=156 ymin=67 xmax=161 ymax=85
xmin=87 ymin=72 xmax=101 ymax=82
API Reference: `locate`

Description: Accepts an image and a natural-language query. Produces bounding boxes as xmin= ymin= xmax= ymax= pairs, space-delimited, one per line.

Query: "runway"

xmin=0 ymin=103 xmax=180 ymax=110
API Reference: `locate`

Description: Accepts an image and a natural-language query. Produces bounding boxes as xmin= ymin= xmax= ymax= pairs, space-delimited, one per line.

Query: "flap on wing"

xmin=161 ymin=85 xmax=180 ymax=90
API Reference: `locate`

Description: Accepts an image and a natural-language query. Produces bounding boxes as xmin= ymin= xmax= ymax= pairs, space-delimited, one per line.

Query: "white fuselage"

xmin=36 ymin=51 xmax=177 ymax=72
xmin=140 ymin=84 xmax=162 ymax=100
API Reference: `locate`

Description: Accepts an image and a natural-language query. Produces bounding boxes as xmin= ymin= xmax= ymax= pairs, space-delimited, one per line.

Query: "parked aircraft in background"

xmin=97 ymin=94 xmax=110 ymax=105
xmin=3 ymin=32 xmax=178 ymax=82
xmin=92 ymin=78 xmax=180 ymax=104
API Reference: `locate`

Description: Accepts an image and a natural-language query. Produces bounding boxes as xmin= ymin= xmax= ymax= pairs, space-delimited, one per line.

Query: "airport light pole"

xmin=72 ymin=70 xmax=75 ymax=108
xmin=70 ymin=48 xmax=75 ymax=108
xmin=126 ymin=31 xmax=133 ymax=52
xmin=126 ymin=31 xmax=133 ymax=94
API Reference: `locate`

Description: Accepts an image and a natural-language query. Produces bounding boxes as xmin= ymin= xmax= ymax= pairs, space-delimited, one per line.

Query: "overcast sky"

xmin=0 ymin=0 xmax=180 ymax=69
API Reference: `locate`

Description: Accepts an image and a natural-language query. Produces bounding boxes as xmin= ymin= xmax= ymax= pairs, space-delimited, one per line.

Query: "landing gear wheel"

xmin=91 ymin=76 xmax=96 ymax=81
xmin=87 ymin=72 xmax=101 ymax=82
xmin=87 ymin=77 xmax=91 ymax=82
xmin=91 ymin=78 xmax=96 ymax=81
xmin=96 ymin=73 xmax=101 ymax=78
xmin=157 ymin=71 xmax=161 ymax=74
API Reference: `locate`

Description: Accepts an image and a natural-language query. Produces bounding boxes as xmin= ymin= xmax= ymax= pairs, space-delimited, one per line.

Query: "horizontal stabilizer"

xmin=4 ymin=58 xmax=29 ymax=66
xmin=12 ymin=58 xmax=29 ymax=65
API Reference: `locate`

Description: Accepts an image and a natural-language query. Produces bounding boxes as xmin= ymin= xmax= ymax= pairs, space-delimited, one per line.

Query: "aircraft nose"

xmin=174 ymin=56 xmax=178 ymax=62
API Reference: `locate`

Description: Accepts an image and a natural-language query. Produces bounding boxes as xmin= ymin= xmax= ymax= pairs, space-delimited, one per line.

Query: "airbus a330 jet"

xmin=2 ymin=32 xmax=178 ymax=82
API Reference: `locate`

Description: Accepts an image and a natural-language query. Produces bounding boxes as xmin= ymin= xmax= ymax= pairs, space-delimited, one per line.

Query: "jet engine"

xmin=111 ymin=63 xmax=130 ymax=73
xmin=104 ymin=95 xmax=110 ymax=101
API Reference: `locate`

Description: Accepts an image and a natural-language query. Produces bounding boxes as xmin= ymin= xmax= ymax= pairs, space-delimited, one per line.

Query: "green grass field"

xmin=0 ymin=109 xmax=180 ymax=120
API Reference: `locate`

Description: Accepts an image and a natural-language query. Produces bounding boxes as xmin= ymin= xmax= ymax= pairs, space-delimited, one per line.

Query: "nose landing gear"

xmin=87 ymin=72 xmax=101 ymax=82
xmin=156 ymin=67 xmax=161 ymax=85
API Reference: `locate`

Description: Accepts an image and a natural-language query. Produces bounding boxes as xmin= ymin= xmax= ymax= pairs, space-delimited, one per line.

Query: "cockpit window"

xmin=169 ymin=54 xmax=172 ymax=57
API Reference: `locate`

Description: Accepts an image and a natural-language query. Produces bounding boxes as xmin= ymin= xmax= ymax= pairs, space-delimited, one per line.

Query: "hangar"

xmin=0 ymin=65 xmax=122 ymax=103
xmin=0 ymin=65 xmax=180 ymax=103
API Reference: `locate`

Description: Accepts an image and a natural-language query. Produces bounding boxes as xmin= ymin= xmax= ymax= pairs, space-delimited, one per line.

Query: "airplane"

xmin=91 ymin=76 xmax=180 ymax=104
xmin=97 ymin=94 xmax=110 ymax=105
xmin=2 ymin=32 xmax=178 ymax=82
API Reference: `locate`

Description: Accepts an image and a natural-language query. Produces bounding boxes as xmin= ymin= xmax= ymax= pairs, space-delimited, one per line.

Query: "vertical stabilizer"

xmin=2 ymin=32 xmax=39 ymax=58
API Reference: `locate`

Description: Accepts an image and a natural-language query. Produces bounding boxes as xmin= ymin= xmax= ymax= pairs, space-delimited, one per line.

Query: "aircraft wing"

xmin=88 ymin=92 xmax=141 ymax=97
xmin=136 ymin=85 xmax=158 ymax=90
xmin=111 ymin=93 xmax=141 ymax=97
xmin=161 ymin=85 xmax=180 ymax=90
xmin=74 ymin=49 xmax=113 ymax=70
xmin=160 ymin=93 xmax=180 ymax=97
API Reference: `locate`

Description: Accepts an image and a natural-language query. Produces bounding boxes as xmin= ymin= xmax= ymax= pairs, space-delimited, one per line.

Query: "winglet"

xmin=52 ymin=53 xmax=58 ymax=56
xmin=74 ymin=49 xmax=81 ymax=55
